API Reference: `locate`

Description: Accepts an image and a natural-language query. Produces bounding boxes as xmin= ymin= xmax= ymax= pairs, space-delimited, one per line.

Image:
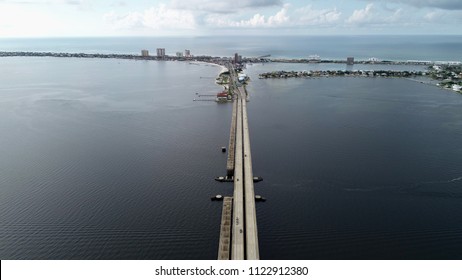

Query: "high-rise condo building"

xmin=156 ymin=48 xmax=166 ymax=59
xmin=141 ymin=50 xmax=149 ymax=57
xmin=347 ymin=57 xmax=355 ymax=65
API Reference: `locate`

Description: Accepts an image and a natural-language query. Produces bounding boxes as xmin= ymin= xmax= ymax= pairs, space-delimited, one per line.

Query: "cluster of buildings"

xmin=259 ymin=69 xmax=426 ymax=79
xmin=140 ymin=48 xmax=193 ymax=60
xmin=431 ymin=64 xmax=462 ymax=93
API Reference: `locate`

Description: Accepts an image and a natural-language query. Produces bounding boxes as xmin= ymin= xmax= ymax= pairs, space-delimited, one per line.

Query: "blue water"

xmin=1 ymin=35 xmax=462 ymax=61
xmin=1 ymin=37 xmax=462 ymax=259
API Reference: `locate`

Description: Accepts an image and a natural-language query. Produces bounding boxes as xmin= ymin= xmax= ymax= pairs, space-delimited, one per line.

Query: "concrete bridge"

xmin=218 ymin=66 xmax=259 ymax=260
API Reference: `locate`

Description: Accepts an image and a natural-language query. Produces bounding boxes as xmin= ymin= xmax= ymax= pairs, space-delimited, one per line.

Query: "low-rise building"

xmin=216 ymin=92 xmax=228 ymax=102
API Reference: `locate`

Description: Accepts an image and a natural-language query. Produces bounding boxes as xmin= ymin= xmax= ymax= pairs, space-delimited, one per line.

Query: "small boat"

xmin=215 ymin=176 xmax=233 ymax=182
xmin=255 ymin=195 xmax=266 ymax=202
xmin=221 ymin=147 xmax=226 ymax=153
xmin=211 ymin=195 xmax=224 ymax=201
xmin=253 ymin=176 xmax=263 ymax=182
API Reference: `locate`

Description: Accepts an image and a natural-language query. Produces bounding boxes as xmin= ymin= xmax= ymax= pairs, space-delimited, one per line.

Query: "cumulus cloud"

xmin=346 ymin=3 xmax=374 ymax=25
xmin=346 ymin=3 xmax=406 ymax=26
xmin=424 ymin=9 xmax=462 ymax=23
xmin=0 ymin=0 xmax=84 ymax=4
xmin=268 ymin=4 xmax=289 ymax=25
xmin=171 ymin=0 xmax=282 ymax=13
xmin=295 ymin=5 xmax=341 ymax=26
xmin=205 ymin=4 xmax=343 ymax=28
xmin=205 ymin=4 xmax=289 ymax=27
xmin=104 ymin=4 xmax=196 ymax=31
xmin=361 ymin=0 xmax=462 ymax=10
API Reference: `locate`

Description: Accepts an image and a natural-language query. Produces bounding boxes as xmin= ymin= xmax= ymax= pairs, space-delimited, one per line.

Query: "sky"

xmin=0 ymin=0 xmax=461 ymax=37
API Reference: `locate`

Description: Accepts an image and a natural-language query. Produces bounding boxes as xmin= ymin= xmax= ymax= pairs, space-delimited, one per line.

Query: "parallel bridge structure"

xmin=217 ymin=65 xmax=259 ymax=260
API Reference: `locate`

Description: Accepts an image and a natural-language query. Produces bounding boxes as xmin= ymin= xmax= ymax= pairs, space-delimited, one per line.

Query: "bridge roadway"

xmin=231 ymin=88 xmax=245 ymax=259
xmin=240 ymin=85 xmax=259 ymax=260
xmin=225 ymin=65 xmax=259 ymax=260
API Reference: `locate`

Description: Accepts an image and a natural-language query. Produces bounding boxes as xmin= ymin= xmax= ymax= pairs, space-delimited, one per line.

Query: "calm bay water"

xmin=0 ymin=57 xmax=229 ymax=259
xmin=245 ymin=64 xmax=462 ymax=259
xmin=1 ymin=37 xmax=462 ymax=259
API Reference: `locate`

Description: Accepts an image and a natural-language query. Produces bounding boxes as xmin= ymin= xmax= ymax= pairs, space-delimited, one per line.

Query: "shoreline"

xmin=2 ymin=51 xmax=459 ymax=94
xmin=1 ymin=51 xmax=461 ymax=67
xmin=258 ymin=69 xmax=462 ymax=94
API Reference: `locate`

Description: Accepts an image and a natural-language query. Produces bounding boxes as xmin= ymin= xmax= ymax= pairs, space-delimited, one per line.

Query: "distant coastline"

xmin=1 ymin=51 xmax=461 ymax=67
xmin=2 ymin=51 xmax=460 ymax=93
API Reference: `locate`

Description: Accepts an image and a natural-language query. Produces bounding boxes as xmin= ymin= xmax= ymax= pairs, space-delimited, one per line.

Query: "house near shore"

xmin=216 ymin=92 xmax=229 ymax=102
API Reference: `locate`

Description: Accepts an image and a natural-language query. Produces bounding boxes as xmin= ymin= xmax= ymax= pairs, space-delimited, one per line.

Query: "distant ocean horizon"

xmin=1 ymin=35 xmax=462 ymax=61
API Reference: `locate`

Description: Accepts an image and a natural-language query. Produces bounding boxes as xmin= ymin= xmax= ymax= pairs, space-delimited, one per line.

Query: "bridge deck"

xmin=240 ymin=88 xmax=259 ymax=260
xmin=231 ymin=93 xmax=245 ymax=260
xmin=217 ymin=65 xmax=259 ymax=260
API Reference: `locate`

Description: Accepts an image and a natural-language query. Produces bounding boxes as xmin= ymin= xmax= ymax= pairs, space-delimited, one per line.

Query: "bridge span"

xmin=217 ymin=65 xmax=259 ymax=260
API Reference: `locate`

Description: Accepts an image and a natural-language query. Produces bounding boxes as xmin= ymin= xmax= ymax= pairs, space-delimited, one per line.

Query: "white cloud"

xmin=205 ymin=4 xmax=343 ymax=28
xmin=171 ymin=0 xmax=282 ymax=13
xmin=205 ymin=4 xmax=289 ymax=27
xmin=360 ymin=0 xmax=462 ymax=10
xmin=268 ymin=4 xmax=289 ymax=25
xmin=346 ymin=3 xmax=410 ymax=29
xmin=424 ymin=9 xmax=462 ymax=23
xmin=295 ymin=5 xmax=341 ymax=26
xmin=388 ymin=8 xmax=404 ymax=22
xmin=64 ymin=0 xmax=83 ymax=5
xmin=0 ymin=0 xmax=88 ymax=5
xmin=103 ymin=11 xmax=143 ymax=29
xmin=0 ymin=3 xmax=62 ymax=36
xmin=243 ymin=14 xmax=266 ymax=27
xmin=103 ymin=4 xmax=196 ymax=31
xmin=111 ymin=1 xmax=126 ymax=7
xmin=346 ymin=3 xmax=374 ymax=25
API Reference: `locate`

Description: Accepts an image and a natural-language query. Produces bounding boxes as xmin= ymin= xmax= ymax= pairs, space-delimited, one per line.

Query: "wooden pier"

xmin=226 ymin=98 xmax=237 ymax=177
xmin=218 ymin=197 xmax=233 ymax=260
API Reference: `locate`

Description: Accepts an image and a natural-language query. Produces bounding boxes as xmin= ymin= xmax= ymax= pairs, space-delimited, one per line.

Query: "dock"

xmin=218 ymin=197 xmax=233 ymax=260
xmin=226 ymin=98 xmax=237 ymax=177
